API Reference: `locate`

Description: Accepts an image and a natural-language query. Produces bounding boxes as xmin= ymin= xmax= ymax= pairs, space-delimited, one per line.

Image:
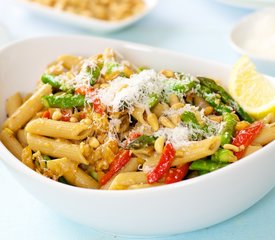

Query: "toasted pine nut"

xmin=147 ymin=113 xmax=159 ymax=131
xmin=169 ymin=114 xmax=180 ymax=126
xmin=235 ymin=121 xmax=250 ymax=131
xmin=169 ymin=94 xmax=179 ymax=106
xmin=204 ymin=106 xmax=214 ymax=116
xmin=160 ymin=70 xmax=175 ymax=78
xmin=124 ymin=66 xmax=133 ymax=77
xmin=154 ymin=136 xmax=165 ymax=154
xmin=171 ymin=102 xmax=185 ymax=110
xmin=89 ymin=137 xmax=100 ymax=148
xmin=70 ymin=116 xmax=79 ymax=123
xmin=223 ymin=144 xmax=243 ymax=152
xmin=159 ymin=116 xmax=176 ymax=128
xmin=52 ymin=109 xmax=62 ymax=120
xmin=208 ymin=115 xmax=223 ymax=123
xmin=152 ymin=103 xmax=169 ymax=117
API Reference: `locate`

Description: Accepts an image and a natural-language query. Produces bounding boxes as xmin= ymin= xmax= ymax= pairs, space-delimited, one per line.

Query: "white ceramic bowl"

xmin=1 ymin=36 xmax=275 ymax=236
xmin=17 ymin=0 xmax=158 ymax=32
xmin=230 ymin=8 xmax=275 ymax=76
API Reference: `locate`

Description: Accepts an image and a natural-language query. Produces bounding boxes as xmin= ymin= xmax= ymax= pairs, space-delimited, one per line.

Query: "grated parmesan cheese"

xmin=153 ymin=126 xmax=190 ymax=149
xmin=97 ymin=69 xmax=167 ymax=112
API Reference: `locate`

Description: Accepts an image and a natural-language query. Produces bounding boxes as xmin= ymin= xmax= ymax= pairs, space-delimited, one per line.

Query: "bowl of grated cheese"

xmin=230 ymin=7 xmax=275 ymax=76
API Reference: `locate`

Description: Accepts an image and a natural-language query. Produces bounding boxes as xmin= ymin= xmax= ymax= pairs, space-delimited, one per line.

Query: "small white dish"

xmin=1 ymin=36 xmax=275 ymax=236
xmin=16 ymin=0 xmax=158 ymax=33
xmin=216 ymin=0 xmax=275 ymax=9
xmin=230 ymin=8 xmax=275 ymax=76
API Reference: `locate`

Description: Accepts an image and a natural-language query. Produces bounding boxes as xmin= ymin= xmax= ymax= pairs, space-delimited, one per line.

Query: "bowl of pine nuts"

xmin=17 ymin=0 xmax=159 ymax=32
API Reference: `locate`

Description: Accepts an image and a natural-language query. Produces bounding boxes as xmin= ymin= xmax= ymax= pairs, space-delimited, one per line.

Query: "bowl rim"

xmin=230 ymin=7 xmax=275 ymax=62
xmin=1 ymin=35 xmax=275 ymax=196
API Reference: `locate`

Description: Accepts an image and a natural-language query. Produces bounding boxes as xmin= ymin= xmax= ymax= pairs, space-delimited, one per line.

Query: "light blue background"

xmin=1 ymin=0 xmax=275 ymax=239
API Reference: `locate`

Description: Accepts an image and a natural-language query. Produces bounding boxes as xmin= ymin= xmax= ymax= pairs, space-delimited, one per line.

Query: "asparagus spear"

xmin=189 ymin=159 xmax=229 ymax=172
xmin=42 ymin=94 xmax=85 ymax=108
xmin=211 ymin=149 xmax=237 ymax=163
xmin=148 ymin=93 xmax=159 ymax=108
xmin=127 ymin=135 xmax=157 ymax=149
xmin=86 ymin=65 xmax=101 ymax=86
xmin=41 ymin=74 xmax=62 ymax=89
xmin=198 ymin=77 xmax=253 ymax=123
xmin=197 ymin=85 xmax=233 ymax=114
xmin=220 ymin=112 xmax=237 ymax=145
xmin=41 ymin=74 xmax=74 ymax=92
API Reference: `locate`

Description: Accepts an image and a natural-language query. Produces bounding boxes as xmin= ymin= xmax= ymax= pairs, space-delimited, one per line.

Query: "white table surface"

xmin=1 ymin=0 xmax=275 ymax=239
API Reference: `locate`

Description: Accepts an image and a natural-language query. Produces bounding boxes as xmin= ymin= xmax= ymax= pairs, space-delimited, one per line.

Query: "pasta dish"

xmin=1 ymin=48 xmax=274 ymax=190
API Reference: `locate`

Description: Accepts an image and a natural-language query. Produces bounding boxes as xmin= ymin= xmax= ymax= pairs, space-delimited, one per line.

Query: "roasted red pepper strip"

xmin=100 ymin=150 xmax=132 ymax=186
xmin=75 ymin=86 xmax=105 ymax=114
xmin=232 ymin=121 xmax=264 ymax=159
xmin=165 ymin=163 xmax=190 ymax=184
xmin=128 ymin=132 xmax=142 ymax=141
xmin=147 ymin=142 xmax=176 ymax=184
xmin=60 ymin=110 xmax=71 ymax=122
xmin=42 ymin=110 xmax=51 ymax=119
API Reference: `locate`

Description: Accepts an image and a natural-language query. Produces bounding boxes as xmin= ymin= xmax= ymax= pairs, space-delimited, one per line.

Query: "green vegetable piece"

xmin=211 ymin=149 xmax=237 ymax=163
xmin=42 ymin=155 xmax=51 ymax=161
xmin=148 ymin=93 xmax=159 ymax=108
xmin=220 ymin=112 xmax=237 ymax=145
xmin=87 ymin=65 xmax=101 ymax=86
xmin=198 ymin=77 xmax=254 ymax=123
xmin=58 ymin=176 xmax=70 ymax=185
xmin=137 ymin=66 xmax=149 ymax=72
xmin=42 ymin=94 xmax=85 ymax=108
xmin=197 ymin=85 xmax=232 ymax=114
xmin=189 ymin=159 xmax=229 ymax=172
xmin=106 ymin=61 xmax=120 ymax=74
xmin=181 ymin=111 xmax=199 ymax=126
xmin=41 ymin=74 xmax=61 ymax=89
xmin=198 ymin=170 xmax=209 ymax=175
xmin=171 ymin=80 xmax=196 ymax=94
xmin=88 ymin=170 xmax=98 ymax=181
xmin=127 ymin=135 xmax=157 ymax=149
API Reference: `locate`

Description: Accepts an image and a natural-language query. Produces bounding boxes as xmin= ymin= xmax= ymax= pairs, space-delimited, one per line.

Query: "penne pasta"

xmin=17 ymin=129 xmax=28 ymax=147
xmin=27 ymin=133 xmax=88 ymax=165
xmin=5 ymin=92 xmax=23 ymax=117
xmin=4 ymin=84 xmax=52 ymax=132
xmin=0 ymin=128 xmax=23 ymax=160
xmin=47 ymin=157 xmax=98 ymax=189
xmin=243 ymin=145 xmax=262 ymax=157
xmin=101 ymin=157 xmax=141 ymax=190
xmin=172 ymin=136 xmax=221 ymax=166
xmin=252 ymin=123 xmax=275 ymax=145
xmin=109 ymin=172 xmax=147 ymax=190
xmin=26 ymin=118 xmax=93 ymax=140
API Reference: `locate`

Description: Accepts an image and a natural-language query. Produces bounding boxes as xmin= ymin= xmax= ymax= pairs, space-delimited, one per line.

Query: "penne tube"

xmin=47 ymin=157 xmax=98 ymax=189
xmin=27 ymin=133 xmax=88 ymax=165
xmin=101 ymin=157 xmax=141 ymax=190
xmin=21 ymin=146 xmax=35 ymax=170
xmin=109 ymin=172 xmax=147 ymax=190
xmin=172 ymin=136 xmax=221 ymax=166
xmin=252 ymin=123 xmax=275 ymax=145
xmin=17 ymin=129 xmax=28 ymax=147
xmin=0 ymin=128 xmax=23 ymax=160
xmin=26 ymin=118 xmax=92 ymax=140
xmin=243 ymin=145 xmax=262 ymax=157
xmin=5 ymin=92 xmax=23 ymax=117
xmin=5 ymin=84 xmax=52 ymax=132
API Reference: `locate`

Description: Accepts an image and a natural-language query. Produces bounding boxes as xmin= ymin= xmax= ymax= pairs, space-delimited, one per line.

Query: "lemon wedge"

xmin=229 ymin=56 xmax=275 ymax=119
